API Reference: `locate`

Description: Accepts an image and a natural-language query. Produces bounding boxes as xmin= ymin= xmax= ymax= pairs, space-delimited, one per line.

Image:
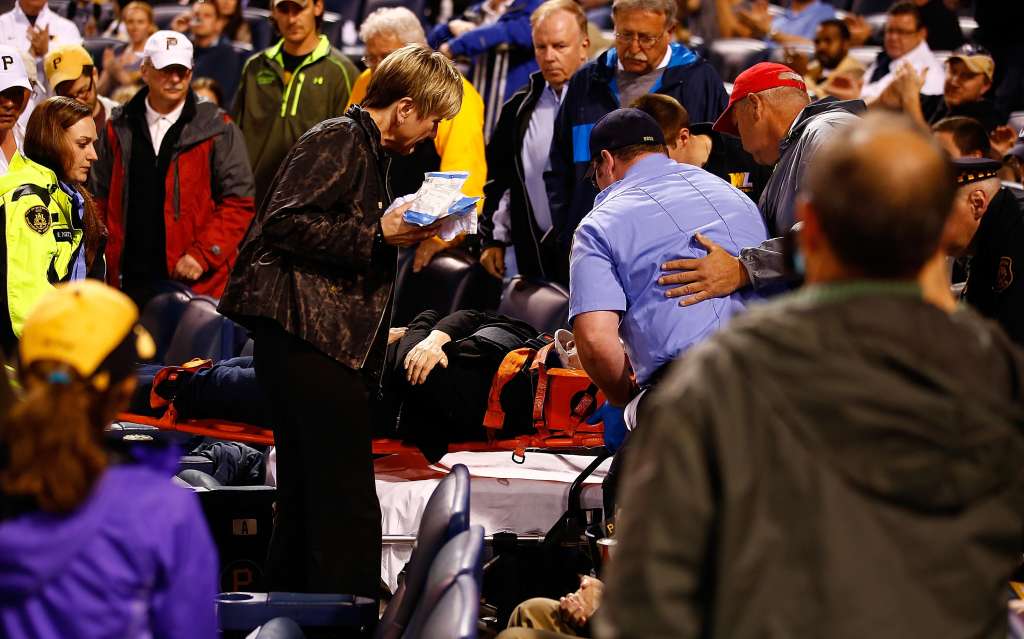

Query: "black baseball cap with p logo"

xmin=587 ymin=108 xmax=667 ymax=161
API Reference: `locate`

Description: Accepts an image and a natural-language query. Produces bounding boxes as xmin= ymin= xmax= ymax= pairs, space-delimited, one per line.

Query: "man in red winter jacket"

xmin=89 ymin=30 xmax=254 ymax=306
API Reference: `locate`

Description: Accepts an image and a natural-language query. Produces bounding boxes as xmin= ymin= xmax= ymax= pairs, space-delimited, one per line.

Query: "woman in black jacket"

xmin=219 ymin=45 xmax=462 ymax=597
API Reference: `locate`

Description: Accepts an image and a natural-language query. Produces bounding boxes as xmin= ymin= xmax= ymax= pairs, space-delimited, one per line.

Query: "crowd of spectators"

xmin=0 ymin=0 xmax=1022 ymax=637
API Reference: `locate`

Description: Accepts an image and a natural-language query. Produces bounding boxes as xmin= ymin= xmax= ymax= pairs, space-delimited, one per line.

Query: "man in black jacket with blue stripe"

xmin=543 ymin=0 xmax=727 ymax=283
xmin=479 ymin=0 xmax=591 ymax=286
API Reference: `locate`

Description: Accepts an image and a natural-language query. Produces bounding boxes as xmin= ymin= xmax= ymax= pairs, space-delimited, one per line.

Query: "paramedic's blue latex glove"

xmin=588 ymin=401 xmax=627 ymax=453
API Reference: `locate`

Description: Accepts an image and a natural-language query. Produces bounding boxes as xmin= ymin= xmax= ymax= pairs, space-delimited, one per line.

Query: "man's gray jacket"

xmin=741 ymin=98 xmax=865 ymax=290
xmin=598 ymin=282 xmax=1024 ymax=639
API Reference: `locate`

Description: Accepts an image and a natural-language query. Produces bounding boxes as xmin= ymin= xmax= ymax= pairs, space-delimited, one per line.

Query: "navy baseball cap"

xmin=588 ymin=108 xmax=666 ymax=160
xmin=585 ymin=108 xmax=666 ymax=181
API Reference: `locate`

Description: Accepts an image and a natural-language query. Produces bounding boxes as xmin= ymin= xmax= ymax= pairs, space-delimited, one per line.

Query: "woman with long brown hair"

xmin=0 ymin=279 xmax=218 ymax=639
xmin=0 ymin=96 xmax=106 ymax=355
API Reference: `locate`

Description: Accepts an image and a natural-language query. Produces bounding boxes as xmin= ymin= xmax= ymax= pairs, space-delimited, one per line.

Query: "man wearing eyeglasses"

xmin=860 ymin=1 xmax=944 ymax=101
xmin=232 ymin=0 xmax=357 ymax=208
xmin=544 ymin=0 xmax=726 ymax=284
xmin=43 ymin=44 xmax=117 ymax=132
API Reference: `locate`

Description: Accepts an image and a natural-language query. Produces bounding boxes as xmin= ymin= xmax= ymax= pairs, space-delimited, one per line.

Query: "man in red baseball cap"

xmin=658 ymin=61 xmax=864 ymax=303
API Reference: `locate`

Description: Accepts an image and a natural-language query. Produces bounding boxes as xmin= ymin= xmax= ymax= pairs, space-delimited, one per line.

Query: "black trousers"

xmin=254 ymin=326 xmax=382 ymax=597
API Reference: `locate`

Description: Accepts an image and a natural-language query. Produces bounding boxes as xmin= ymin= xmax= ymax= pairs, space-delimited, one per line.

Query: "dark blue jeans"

xmin=133 ymin=356 xmax=270 ymax=427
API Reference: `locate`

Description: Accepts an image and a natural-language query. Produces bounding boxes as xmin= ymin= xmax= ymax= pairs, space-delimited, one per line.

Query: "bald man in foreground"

xmin=595 ymin=113 xmax=1024 ymax=639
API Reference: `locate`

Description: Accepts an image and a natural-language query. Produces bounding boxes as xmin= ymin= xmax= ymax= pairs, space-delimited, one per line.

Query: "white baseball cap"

xmin=143 ymin=30 xmax=194 ymax=70
xmin=0 ymin=45 xmax=31 ymax=93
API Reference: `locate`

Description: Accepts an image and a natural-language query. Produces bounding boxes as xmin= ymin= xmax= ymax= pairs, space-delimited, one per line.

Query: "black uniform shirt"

xmin=964 ymin=187 xmax=1024 ymax=343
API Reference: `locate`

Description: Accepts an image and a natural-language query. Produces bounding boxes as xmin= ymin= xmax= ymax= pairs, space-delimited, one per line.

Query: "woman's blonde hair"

xmin=362 ymin=44 xmax=462 ymax=120
xmin=122 ymin=1 xmax=158 ymax=36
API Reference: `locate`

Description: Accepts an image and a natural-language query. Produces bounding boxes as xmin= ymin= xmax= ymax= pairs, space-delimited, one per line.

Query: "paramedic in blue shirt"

xmin=570 ymin=108 xmax=768 ymax=430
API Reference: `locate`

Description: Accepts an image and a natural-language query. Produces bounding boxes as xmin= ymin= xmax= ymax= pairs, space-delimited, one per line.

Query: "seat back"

xmin=163 ymin=297 xmax=248 ymax=364
xmin=140 ymin=289 xmax=194 ymax=364
xmin=401 ymin=526 xmax=484 ymax=639
xmin=375 ymin=464 xmax=471 ymax=639
xmin=243 ymin=7 xmax=273 ymax=50
xmin=82 ymin=37 xmax=123 ymax=72
xmin=392 ymin=249 xmax=480 ymax=326
xmin=153 ymin=4 xmax=184 ymax=29
xmin=414 ymin=574 xmax=479 ymax=639
xmin=497 ymin=276 xmax=570 ymax=333
xmin=195 ymin=485 xmax=277 ymax=592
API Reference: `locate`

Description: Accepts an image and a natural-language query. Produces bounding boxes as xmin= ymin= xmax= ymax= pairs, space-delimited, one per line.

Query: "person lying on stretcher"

xmin=130 ymin=309 xmax=598 ymax=461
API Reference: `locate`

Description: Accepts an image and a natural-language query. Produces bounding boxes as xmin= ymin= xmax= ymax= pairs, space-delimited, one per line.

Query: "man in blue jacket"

xmin=544 ymin=0 xmax=728 ymax=283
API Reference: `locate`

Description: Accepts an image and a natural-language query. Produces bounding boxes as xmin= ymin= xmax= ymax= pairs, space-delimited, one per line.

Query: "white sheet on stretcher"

xmin=375 ymin=451 xmax=610 ymax=593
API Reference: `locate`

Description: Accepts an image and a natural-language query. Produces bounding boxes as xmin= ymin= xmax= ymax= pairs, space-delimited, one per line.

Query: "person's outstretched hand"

xmin=380 ymin=200 xmax=443 ymax=247
xmin=658 ymin=232 xmax=748 ymax=306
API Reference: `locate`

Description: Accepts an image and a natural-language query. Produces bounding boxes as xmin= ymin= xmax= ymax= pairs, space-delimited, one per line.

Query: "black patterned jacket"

xmin=219 ymin=105 xmax=397 ymax=377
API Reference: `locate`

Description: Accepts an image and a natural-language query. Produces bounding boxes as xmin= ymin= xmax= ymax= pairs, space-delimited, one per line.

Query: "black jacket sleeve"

xmin=480 ymin=94 xmax=521 ymax=248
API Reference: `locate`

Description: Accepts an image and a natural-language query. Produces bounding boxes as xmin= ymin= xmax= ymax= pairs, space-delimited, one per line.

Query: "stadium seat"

xmin=153 ymin=4 xmax=184 ymax=29
xmin=254 ymin=617 xmax=307 ymax=639
xmin=401 ymin=526 xmax=484 ymax=639
xmin=140 ymin=289 xmax=194 ymax=364
xmin=413 ymin=574 xmax=479 ymax=639
xmin=392 ymin=248 xmax=500 ymax=326
xmin=360 ymin=0 xmax=426 ymax=25
xmin=958 ymin=16 xmax=978 ymax=40
xmin=163 ymin=297 xmax=249 ymax=365
xmin=497 ymin=276 xmax=570 ymax=334
xmin=177 ymin=468 xmax=222 ymax=489
xmin=849 ymin=46 xmax=882 ymax=68
xmin=82 ymin=37 xmax=122 ymax=72
xmin=217 ymin=464 xmax=471 ymax=635
xmin=376 ymin=464 xmax=472 ymax=639
xmin=243 ymin=7 xmax=273 ymax=51
xmin=708 ymin=38 xmax=768 ymax=82
xmin=197 ymin=485 xmax=277 ymax=592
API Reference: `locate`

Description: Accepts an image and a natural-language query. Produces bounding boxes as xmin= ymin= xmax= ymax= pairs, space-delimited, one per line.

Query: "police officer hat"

xmin=953 ymin=157 xmax=1001 ymax=186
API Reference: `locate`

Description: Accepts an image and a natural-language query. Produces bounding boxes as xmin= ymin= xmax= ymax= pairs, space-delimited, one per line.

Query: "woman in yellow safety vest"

xmin=0 ymin=96 xmax=105 ymax=354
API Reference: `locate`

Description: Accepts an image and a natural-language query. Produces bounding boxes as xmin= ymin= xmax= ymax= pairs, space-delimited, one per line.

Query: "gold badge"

xmin=25 ymin=205 xmax=50 ymax=234
xmin=996 ymin=256 xmax=1014 ymax=293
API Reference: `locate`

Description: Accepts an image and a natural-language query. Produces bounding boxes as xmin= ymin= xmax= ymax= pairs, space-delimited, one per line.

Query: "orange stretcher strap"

xmin=482 ymin=347 xmax=535 ymax=432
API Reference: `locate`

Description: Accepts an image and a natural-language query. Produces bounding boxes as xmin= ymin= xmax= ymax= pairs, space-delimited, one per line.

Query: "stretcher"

xmin=116 ymin=408 xmax=606 ymax=458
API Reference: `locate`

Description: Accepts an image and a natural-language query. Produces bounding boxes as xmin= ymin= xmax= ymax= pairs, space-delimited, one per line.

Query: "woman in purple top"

xmin=0 ymin=280 xmax=218 ymax=639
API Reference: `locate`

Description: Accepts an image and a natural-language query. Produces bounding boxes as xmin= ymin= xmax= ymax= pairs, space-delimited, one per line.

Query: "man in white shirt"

xmin=861 ymin=1 xmax=944 ymax=101
xmin=0 ymin=0 xmax=80 ymax=86
xmin=0 ymin=45 xmax=31 ymax=175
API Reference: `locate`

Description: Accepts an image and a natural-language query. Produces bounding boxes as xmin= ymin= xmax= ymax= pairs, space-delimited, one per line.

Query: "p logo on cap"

xmin=165 ymin=36 xmax=177 ymax=49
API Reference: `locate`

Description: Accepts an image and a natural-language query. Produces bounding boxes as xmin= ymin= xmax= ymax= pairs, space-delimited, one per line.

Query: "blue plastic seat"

xmin=413 ymin=574 xmax=479 ymax=639
xmin=163 ymin=297 xmax=248 ymax=364
xmin=375 ymin=464 xmax=471 ymax=638
xmin=139 ymin=289 xmax=194 ymax=364
xmin=400 ymin=526 xmax=484 ymax=639
xmin=82 ymin=37 xmax=123 ymax=72
xmin=254 ymin=617 xmax=306 ymax=639
xmin=497 ymin=276 xmax=570 ymax=334
xmin=218 ymin=463 xmax=471 ymax=634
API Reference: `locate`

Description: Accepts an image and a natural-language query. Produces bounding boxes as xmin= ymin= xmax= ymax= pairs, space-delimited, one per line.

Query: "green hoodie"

xmin=233 ymin=35 xmax=357 ymax=207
